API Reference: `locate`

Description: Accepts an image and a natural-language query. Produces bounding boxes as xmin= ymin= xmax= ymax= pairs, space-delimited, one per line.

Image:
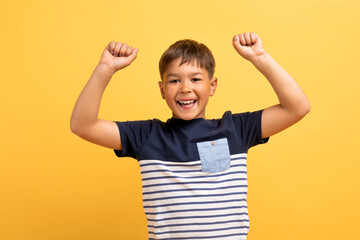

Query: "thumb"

xmin=232 ymin=35 xmax=244 ymax=55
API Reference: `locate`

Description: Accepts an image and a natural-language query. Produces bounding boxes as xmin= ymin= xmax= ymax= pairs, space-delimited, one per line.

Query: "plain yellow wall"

xmin=1 ymin=0 xmax=359 ymax=239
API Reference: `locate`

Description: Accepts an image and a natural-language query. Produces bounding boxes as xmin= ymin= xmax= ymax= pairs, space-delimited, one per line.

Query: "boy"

xmin=70 ymin=32 xmax=310 ymax=239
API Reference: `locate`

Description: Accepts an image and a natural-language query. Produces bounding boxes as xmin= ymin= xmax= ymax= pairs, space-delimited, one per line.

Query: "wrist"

xmin=251 ymin=52 xmax=272 ymax=71
xmin=97 ymin=62 xmax=116 ymax=76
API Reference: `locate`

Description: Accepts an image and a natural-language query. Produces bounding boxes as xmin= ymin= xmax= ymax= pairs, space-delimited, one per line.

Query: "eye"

xmin=169 ymin=79 xmax=179 ymax=83
xmin=192 ymin=78 xmax=201 ymax=82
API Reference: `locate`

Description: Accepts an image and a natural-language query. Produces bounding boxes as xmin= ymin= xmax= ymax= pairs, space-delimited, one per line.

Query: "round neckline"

xmin=168 ymin=117 xmax=207 ymax=125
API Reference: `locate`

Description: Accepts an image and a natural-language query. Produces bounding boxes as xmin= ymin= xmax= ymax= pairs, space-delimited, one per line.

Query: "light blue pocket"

xmin=196 ymin=138 xmax=231 ymax=173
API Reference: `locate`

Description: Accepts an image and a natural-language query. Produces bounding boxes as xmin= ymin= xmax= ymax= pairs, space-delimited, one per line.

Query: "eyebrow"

xmin=166 ymin=72 xmax=203 ymax=78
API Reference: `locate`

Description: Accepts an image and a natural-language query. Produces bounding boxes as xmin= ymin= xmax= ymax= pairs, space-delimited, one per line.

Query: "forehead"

xmin=164 ymin=58 xmax=208 ymax=78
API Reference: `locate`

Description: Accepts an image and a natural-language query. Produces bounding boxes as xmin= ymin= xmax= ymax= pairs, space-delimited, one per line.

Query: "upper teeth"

xmin=179 ymin=100 xmax=194 ymax=104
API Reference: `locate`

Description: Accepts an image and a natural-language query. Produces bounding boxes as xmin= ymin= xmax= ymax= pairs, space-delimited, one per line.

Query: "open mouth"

xmin=177 ymin=100 xmax=197 ymax=107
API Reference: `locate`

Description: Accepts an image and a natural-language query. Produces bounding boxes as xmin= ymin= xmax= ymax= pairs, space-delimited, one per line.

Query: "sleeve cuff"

xmin=258 ymin=109 xmax=270 ymax=144
xmin=113 ymin=121 xmax=127 ymax=158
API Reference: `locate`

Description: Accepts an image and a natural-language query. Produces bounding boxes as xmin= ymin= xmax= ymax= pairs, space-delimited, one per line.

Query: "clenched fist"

xmin=232 ymin=32 xmax=266 ymax=62
xmin=99 ymin=41 xmax=138 ymax=73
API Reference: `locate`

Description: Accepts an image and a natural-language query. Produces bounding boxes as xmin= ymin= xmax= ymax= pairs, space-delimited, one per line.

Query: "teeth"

xmin=178 ymin=100 xmax=195 ymax=105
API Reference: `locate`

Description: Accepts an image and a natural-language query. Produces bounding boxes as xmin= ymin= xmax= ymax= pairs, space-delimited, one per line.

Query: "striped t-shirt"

xmin=113 ymin=110 xmax=269 ymax=239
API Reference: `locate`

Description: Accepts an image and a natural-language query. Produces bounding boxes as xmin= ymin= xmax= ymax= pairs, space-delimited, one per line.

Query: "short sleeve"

xmin=113 ymin=120 xmax=153 ymax=159
xmin=232 ymin=109 xmax=269 ymax=149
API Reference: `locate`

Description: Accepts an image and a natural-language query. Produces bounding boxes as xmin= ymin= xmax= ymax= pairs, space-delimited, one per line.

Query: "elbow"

xmin=305 ymin=102 xmax=311 ymax=115
xmin=303 ymin=99 xmax=311 ymax=115
xmin=70 ymin=121 xmax=83 ymax=136
xmin=70 ymin=123 xmax=78 ymax=135
xmin=70 ymin=115 xmax=87 ymax=136
xmin=70 ymin=118 xmax=97 ymax=137
xmin=70 ymin=114 xmax=79 ymax=134
xmin=297 ymin=101 xmax=311 ymax=119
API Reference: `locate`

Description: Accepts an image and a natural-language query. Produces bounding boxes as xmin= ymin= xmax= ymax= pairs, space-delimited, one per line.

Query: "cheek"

xmin=163 ymin=89 xmax=177 ymax=104
xmin=197 ymin=86 xmax=211 ymax=97
xmin=165 ymin=86 xmax=178 ymax=96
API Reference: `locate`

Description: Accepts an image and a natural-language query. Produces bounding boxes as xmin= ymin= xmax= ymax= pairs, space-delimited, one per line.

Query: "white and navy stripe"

xmin=140 ymin=153 xmax=250 ymax=240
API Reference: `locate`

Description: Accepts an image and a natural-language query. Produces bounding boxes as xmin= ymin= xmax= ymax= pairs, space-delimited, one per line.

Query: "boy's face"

xmin=158 ymin=58 xmax=217 ymax=120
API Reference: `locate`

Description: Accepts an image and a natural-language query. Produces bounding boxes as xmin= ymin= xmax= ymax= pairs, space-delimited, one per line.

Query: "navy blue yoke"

xmin=114 ymin=110 xmax=269 ymax=162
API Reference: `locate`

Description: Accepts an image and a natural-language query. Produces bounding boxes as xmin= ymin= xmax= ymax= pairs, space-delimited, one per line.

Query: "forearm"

xmin=252 ymin=52 xmax=310 ymax=115
xmin=70 ymin=63 xmax=115 ymax=134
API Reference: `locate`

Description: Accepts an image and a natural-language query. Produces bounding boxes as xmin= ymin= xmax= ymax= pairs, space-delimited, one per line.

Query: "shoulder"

xmin=115 ymin=118 xmax=164 ymax=127
xmin=228 ymin=109 xmax=265 ymax=121
xmin=113 ymin=118 xmax=167 ymax=139
xmin=219 ymin=110 xmax=255 ymax=122
xmin=220 ymin=110 xmax=265 ymax=133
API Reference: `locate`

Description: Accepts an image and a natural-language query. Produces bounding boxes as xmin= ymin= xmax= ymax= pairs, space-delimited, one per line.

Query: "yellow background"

xmin=1 ymin=0 xmax=359 ymax=239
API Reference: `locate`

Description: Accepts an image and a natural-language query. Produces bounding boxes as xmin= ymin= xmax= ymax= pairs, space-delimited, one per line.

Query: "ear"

xmin=158 ymin=81 xmax=165 ymax=99
xmin=209 ymin=77 xmax=217 ymax=96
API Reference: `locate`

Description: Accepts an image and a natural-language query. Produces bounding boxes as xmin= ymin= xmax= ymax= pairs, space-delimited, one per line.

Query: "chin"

xmin=172 ymin=113 xmax=192 ymax=120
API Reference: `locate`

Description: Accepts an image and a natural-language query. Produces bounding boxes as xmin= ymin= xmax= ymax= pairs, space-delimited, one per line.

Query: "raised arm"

xmin=232 ymin=32 xmax=310 ymax=139
xmin=70 ymin=41 xmax=138 ymax=150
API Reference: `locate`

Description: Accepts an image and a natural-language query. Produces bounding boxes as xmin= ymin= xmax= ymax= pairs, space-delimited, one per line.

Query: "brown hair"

xmin=159 ymin=39 xmax=215 ymax=80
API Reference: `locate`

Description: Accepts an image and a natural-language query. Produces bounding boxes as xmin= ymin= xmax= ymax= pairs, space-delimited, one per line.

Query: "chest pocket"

xmin=196 ymin=138 xmax=231 ymax=173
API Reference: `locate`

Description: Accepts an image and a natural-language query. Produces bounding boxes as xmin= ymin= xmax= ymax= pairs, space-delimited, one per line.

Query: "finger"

xmin=239 ymin=33 xmax=246 ymax=46
xmin=250 ymin=32 xmax=257 ymax=44
xmin=113 ymin=42 xmax=122 ymax=57
xmin=232 ymin=35 xmax=240 ymax=45
xmin=244 ymin=32 xmax=251 ymax=46
xmin=232 ymin=35 xmax=243 ymax=54
xmin=108 ymin=41 xmax=116 ymax=54
xmin=128 ymin=48 xmax=138 ymax=61
xmin=119 ymin=43 xmax=128 ymax=57
xmin=125 ymin=46 xmax=134 ymax=56
xmin=106 ymin=41 xmax=114 ymax=50
xmin=105 ymin=42 xmax=110 ymax=51
xmin=123 ymin=48 xmax=138 ymax=67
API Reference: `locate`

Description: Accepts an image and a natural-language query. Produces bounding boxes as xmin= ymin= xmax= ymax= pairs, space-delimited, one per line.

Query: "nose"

xmin=180 ymin=80 xmax=192 ymax=93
